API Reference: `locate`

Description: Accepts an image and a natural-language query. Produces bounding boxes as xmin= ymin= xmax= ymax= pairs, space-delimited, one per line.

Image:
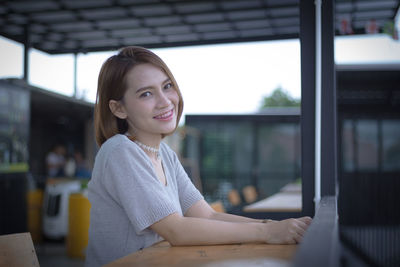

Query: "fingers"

xmin=264 ymin=217 xmax=312 ymax=245
xmin=292 ymin=217 xmax=312 ymax=244
xmin=296 ymin=219 xmax=310 ymax=232
xmin=288 ymin=226 xmax=303 ymax=244
xmin=293 ymin=232 xmax=303 ymax=244
xmin=286 ymin=219 xmax=305 ymax=244
xmin=296 ymin=224 xmax=306 ymax=237
xmin=288 ymin=237 xmax=298 ymax=244
xmin=299 ymin=216 xmax=312 ymax=225
xmin=294 ymin=217 xmax=312 ymax=234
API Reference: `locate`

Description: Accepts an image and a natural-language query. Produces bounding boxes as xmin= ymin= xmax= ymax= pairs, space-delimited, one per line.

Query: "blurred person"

xmin=85 ymin=46 xmax=312 ymax=267
xmin=64 ymin=154 xmax=76 ymax=177
xmin=45 ymin=144 xmax=66 ymax=177
xmin=74 ymin=150 xmax=91 ymax=178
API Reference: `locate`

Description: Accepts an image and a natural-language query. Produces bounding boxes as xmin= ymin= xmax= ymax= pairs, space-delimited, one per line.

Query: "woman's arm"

xmin=185 ymin=199 xmax=272 ymax=223
xmin=150 ymin=211 xmax=311 ymax=246
xmin=150 ymin=213 xmax=264 ymax=246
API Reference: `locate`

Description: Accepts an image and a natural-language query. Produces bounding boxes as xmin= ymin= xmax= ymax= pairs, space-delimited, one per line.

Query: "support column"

xmin=300 ymin=0 xmax=337 ymax=215
xmin=321 ymin=0 xmax=337 ymax=197
xmin=74 ymin=53 xmax=78 ymax=98
xmin=300 ymin=0 xmax=316 ymax=216
xmin=23 ymin=25 xmax=30 ymax=82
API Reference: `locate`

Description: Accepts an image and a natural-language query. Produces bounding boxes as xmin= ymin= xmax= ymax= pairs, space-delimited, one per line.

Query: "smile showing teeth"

xmin=154 ymin=109 xmax=173 ymax=120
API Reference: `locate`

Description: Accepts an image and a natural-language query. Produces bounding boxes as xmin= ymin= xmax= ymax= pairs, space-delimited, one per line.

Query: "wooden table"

xmin=243 ymin=192 xmax=302 ymax=212
xmin=279 ymin=183 xmax=301 ymax=193
xmin=105 ymin=240 xmax=297 ymax=267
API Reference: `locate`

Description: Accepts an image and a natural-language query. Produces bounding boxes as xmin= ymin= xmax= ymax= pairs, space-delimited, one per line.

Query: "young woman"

xmin=85 ymin=46 xmax=312 ymax=266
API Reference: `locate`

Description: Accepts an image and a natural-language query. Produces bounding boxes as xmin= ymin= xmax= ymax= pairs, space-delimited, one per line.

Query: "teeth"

xmin=156 ymin=110 xmax=172 ymax=119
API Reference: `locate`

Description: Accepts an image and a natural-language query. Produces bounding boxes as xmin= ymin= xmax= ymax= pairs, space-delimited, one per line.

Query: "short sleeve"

xmin=102 ymin=144 xmax=179 ymax=235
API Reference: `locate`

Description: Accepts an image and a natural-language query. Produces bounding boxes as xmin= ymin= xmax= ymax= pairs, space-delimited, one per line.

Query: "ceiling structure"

xmin=0 ymin=0 xmax=399 ymax=55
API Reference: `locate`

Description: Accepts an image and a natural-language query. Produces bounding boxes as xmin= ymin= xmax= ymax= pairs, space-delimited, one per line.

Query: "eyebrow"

xmin=135 ymin=78 xmax=171 ymax=94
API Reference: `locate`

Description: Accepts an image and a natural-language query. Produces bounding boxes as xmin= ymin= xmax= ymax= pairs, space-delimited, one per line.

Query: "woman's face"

xmin=116 ymin=63 xmax=179 ymax=143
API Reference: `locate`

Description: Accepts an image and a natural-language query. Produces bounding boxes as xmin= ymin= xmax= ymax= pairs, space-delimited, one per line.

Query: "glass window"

xmin=257 ymin=123 xmax=300 ymax=197
xmin=382 ymin=120 xmax=400 ymax=171
xmin=185 ymin=116 xmax=301 ymax=212
xmin=356 ymin=120 xmax=378 ymax=171
xmin=342 ymin=119 xmax=355 ymax=172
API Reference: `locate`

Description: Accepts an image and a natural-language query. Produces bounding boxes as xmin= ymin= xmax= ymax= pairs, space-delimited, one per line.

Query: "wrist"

xmin=255 ymin=222 xmax=267 ymax=243
xmin=261 ymin=219 xmax=273 ymax=224
xmin=257 ymin=221 xmax=273 ymax=243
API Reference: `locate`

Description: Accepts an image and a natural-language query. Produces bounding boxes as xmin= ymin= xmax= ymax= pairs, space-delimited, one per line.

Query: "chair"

xmin=242 ymin=185 xmax=258 ymax=204
xmin=210 ymin=200 xmax=225 ymax=213
xmin=0 ymin=232 xmax=40 ymax=267
xmin=228 ymin=189 xmax=241 ymax=206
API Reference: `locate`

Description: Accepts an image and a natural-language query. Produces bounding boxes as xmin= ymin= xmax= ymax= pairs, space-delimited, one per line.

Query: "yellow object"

xmin=27 ymin=189 xmax=44 ymax=243
xmin=0 ymin=162 xmax=29 ymax=173
xmin=210 ymin=200 xmax=225 ymax=213
xmin=242 ymin=185 xmax=258 ymax=203
xmin=66 ymin=193 xmax=91 ymax=259
xmin=228 ymin=189 xmax=241 ymax=206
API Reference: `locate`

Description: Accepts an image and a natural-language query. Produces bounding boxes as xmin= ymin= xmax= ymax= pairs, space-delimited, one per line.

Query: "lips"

xmin=154 ymin=109 xmax=174 ymax=120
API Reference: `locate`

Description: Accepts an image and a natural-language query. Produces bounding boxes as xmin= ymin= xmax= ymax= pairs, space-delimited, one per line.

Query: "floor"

xmin=35 ymin=241 xmax=85 ymax=267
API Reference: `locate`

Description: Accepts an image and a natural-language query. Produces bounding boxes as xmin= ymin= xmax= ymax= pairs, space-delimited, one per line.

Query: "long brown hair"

xmin=94 ymin=46 xmax=184 ymax=146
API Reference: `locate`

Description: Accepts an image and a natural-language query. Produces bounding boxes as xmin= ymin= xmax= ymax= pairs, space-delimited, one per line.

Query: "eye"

xmin=140 ymin=91 xmax=152 ymax=98
xmin=164 ymin=82 xmax=173 ymax=90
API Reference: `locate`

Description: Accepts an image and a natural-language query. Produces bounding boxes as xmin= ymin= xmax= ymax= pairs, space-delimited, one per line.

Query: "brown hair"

xmin=94 ymin=46 xmax=184 ymax=146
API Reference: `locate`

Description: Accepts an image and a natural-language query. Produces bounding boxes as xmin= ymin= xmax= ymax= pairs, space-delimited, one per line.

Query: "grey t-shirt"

xmin=85 ymin=134 xmax=204 ymax=267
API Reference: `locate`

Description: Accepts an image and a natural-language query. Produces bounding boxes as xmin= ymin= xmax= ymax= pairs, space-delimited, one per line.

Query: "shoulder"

xmin=97 ymin=134 xmax=144 ymax=164
xmin=91 ymin=135 xmax=153 ymax=184
xmin=101 ymin=134 xmax=136 ymax=153
xmin=101 ymin=134 xmax=129 ymax=149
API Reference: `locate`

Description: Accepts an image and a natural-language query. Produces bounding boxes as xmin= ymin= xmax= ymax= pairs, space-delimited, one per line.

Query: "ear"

xmin=109 ymin=100 xmax=127 ymax=119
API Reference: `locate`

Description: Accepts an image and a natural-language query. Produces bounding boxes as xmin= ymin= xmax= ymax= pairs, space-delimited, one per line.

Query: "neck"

xmin=133 ymin=139 xmax=161 ymax=160
xmin=126 ymin=131 xmax=161 ymax=148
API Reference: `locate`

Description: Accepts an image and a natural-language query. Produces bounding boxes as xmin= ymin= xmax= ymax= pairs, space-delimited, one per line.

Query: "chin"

xmin=156 ymin=124 xmax=175 ymax=135
xmin=164 ymin=126 xmax=176 ymax=134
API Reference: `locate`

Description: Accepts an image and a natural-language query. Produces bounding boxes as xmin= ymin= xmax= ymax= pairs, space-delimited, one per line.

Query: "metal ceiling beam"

xmin=0 ymin=0 xmax=399 ymax=55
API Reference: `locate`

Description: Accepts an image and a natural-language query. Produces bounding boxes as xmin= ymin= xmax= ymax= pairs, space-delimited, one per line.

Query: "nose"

xmin=156 ymin=91 xmax=171 ymax=108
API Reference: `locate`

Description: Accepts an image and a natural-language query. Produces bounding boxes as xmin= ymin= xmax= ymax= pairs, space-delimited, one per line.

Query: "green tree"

xmin=260 ymin=87 xmax=300 ymax=108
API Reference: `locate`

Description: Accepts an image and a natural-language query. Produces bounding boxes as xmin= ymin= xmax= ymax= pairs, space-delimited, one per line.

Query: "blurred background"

xmin=0 ymin=0 xmax=400 ymax=266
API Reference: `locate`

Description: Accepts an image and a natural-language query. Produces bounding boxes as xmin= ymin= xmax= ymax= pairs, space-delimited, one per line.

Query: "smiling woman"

xmin=85 ymin=46 xmax=311 ymax=267
xmin=108 ymin=63 xmax=180 ymax=144
xmin=93 ymin=46 xmax=183 ymax=146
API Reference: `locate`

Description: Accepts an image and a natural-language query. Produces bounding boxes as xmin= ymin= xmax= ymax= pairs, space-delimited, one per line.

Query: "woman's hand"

xmin=263 ymin=216 xmax=312 ymax=244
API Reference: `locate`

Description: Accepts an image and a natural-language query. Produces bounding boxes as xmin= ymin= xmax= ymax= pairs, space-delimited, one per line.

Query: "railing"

xmin=293 ymin=196 xmax=340 ymax=267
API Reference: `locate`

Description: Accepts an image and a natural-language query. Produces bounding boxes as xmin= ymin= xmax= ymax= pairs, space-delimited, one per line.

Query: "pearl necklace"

xmin=134 ymin=140 xmax=161 ymax=159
